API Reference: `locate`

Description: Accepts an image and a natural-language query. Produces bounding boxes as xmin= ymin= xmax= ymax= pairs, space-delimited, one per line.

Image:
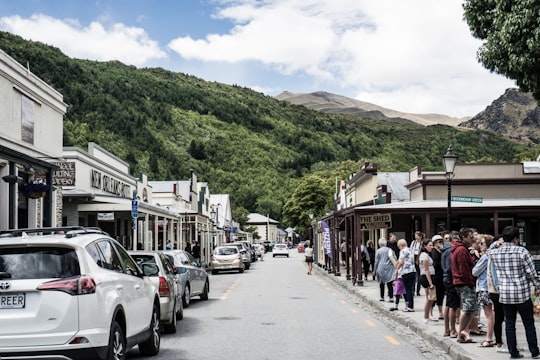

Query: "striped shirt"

xmin=489 ymin=242 xmax=540 ymax=304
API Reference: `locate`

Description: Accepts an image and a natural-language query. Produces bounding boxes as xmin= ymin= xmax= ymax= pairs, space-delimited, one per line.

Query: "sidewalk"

xmin=315 ymin=266 xmax=534 ymax=360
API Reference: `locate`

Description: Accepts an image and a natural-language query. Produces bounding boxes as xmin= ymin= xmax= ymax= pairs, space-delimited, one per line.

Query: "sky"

xmin=0 ymin=0 xmax=517 ymax=118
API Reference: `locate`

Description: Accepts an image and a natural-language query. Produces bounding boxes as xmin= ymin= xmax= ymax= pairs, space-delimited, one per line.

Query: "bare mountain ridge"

xmin=275 ymin=91 xmax=469 ymax=126
xmin=459 ymin=88 xmax=540 ymax=145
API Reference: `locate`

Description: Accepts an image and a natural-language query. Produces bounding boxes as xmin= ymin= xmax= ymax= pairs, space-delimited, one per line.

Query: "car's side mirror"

xmin=142 ymin=263 xmax=159 ymax=276
xmin=176 ymin=267 xmax=187 ymax=275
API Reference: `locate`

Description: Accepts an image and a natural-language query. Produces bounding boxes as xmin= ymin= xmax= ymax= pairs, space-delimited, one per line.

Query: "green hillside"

xmin=0 ymin=31 xmax=530 ymax=229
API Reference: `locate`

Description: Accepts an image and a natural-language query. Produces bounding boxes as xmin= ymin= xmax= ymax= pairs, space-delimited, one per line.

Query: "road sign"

xmin=131 ymin=200 xmax=138 ymax=218
xmin=359 ymin=213 xmax=392 ymax=229
xmin=451 ymin=196 xmax=483 ymax=203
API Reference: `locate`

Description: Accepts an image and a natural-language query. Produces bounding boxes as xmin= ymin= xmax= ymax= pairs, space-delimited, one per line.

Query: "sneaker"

xmin=509 ymin=354 xmax=523 ymax=359
xmin=388 ymin=298 xmax=394 ymax=302
xmin=423 ymin=319 xmax=436 ymax=325
xmin=496 ymin=345 xmax=509 ymax=353
xmin=379 ymin=298 xmax=384 ymax=301
xmin=428 ymin=317 xmax=439 ymax=321
xmin=532 ymin=354 xmax=540 ymax=359
xmin=389 ymin=307 xmax=398 ymax=311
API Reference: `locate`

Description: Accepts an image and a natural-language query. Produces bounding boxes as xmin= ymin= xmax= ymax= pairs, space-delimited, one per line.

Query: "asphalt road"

xmin=127 ymin=249 xmax=444 ymax=360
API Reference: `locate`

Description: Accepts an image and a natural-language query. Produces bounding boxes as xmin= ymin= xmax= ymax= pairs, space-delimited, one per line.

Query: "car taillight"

xmin=237 ymin=254 xmax=242 ymax=260
xmin=158 ymin=276 xmax=171 ymax=297
xmin=37 ymin=276 xmax=96 ymax=296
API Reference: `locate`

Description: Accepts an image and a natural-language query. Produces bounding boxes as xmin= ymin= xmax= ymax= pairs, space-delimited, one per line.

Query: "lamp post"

xmin=442 ymin=145 xmax=458 ymax=231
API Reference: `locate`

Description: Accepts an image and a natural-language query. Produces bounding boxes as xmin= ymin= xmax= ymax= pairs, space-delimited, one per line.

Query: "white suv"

xmin=0 ymin=227 xmax=161 ymax=360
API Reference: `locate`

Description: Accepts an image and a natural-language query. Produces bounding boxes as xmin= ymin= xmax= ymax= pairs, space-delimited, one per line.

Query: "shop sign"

xmin=97 ymin=212 xmax=114 ymax=221
xmin=359 ymin=213 xmax=392 ymax=229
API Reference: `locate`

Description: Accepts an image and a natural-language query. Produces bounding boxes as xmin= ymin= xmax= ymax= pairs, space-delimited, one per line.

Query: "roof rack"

xmin=0 ymin=226 xmax=109 ymax=238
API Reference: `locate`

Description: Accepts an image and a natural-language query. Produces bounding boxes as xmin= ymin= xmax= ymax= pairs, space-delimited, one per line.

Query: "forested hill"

xmin=0 ymin=31 xmax=530 ymax=225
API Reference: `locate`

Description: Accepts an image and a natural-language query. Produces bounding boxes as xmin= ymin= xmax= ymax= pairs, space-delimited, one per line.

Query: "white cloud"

xmin=0 ymin=1 xmax=517 ymax=117
xmin=167 ymin=0 xmax=515 ymax=116
xmin=0 ymin=14 xmax=167 ymax=66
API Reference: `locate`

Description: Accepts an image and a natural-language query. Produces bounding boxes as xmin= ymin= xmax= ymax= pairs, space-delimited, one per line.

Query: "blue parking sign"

xmin=131 ymin=200 xmax=138 ymax=218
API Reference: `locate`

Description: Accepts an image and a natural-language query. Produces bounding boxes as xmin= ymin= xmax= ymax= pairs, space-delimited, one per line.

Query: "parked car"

xmin=273 ymin=243 xmax=290 ymax=257
xmin=263 ymin=241 xmax=273 ymax=252
xmin=128 ymin=250 xmax=183 ymax=333
xmin=210 ymin=246 xmax=244 ymax=274
xmin=234 ymin=241 xmax=256 ymax=262
xmin=0 ymin=226 xmax=161 ymax=360
xmin=163 ymin=249 xmax=209 ymax=308
xmin=227 ymin=243 xmax=251 ymax=270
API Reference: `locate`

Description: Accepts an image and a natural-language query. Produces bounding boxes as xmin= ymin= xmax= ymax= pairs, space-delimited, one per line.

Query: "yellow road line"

xmin=364 ymin=320 xmax=376 ymax=327
xmin=385 ymin=336 xmax=400 ymax=345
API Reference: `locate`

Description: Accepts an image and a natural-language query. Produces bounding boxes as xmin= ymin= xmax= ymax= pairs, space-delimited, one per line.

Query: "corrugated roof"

xmin=354 ymin=198 xmax=540 ymax=211
xmin=378 ymin=172 xmax=410 ymax=202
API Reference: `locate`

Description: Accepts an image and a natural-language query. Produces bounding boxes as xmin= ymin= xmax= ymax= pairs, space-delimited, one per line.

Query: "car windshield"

xmin=216 ymin=247 xmax=237 ymax=255
xmin=0 ymin=246 xmax=80 ymax=279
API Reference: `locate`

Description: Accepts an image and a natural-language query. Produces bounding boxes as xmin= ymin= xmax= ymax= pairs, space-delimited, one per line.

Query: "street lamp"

xmin=442 ymin=145 xmax=458 ymax=231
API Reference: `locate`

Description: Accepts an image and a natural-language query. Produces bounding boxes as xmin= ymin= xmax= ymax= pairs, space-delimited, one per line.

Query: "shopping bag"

xmin=426 ymin=287 xmax=437 ymax=301
xmin=394 ymin=278 xmax=406 ymax=295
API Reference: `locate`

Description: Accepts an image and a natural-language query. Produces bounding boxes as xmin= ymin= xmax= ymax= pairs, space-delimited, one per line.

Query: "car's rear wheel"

xmin=139 ymin=303 xmax=160 ymax=356
xmin=106 ymin=320 xmax=126 ymax=360
xmin=200 ymin=280 xmax=209 ymax=300
xmin=183 ymin=285 xmax=191 ymax=308
xmin=239 ymin=266 xmax=244 ymax=273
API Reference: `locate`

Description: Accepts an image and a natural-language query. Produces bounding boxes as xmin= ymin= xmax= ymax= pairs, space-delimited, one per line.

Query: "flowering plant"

xmin=20 ymin=181 xmax=50 ymax=199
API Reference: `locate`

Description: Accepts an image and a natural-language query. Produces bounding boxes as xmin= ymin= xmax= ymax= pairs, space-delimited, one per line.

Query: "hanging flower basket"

xmin=20 ymin=181 xmax=50 ymax=199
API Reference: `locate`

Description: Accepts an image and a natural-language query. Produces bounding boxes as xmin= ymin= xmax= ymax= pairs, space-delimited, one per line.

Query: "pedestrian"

xmin=374 ymin=238 xmax=395 ymax=302
xmin=441 ymin=231 xmax=459 ymax=338
xmin=367 ymin=240 xmax=375 ymax=280
xmin=305 ymin=242 xmax=314 ymax=275
xmin=472 ymin=233 xmax=496 ymax=348
xmin=451 ymin=227 xmax=478 ymax=344
xmin=192 ymin=241 xmax=201 ymax=266
xmin=486 ymin=234 xmax=506 ymax=352
xmin=431 ymin=234 xmax=445 ymax=320
xmin=489 ymin=226 xmax=540 ymax=359
xmin=340 ymin=240 xmax=347 ymax=266
xmin=410 ymin=231 xmax=424 ymax=296
xmin=395 ymin=238 xmax=416 ymax=312
xmin=419 ymin=238 xmax=437 ymax=324
xmin=388 ymin=232 xmax=399 ymax=259
xmin=259 ymin=242 xmax=265 ymax=261
xmin=360 ymin=242 xmax=371 ymax=280
xmin=166 ymin=240 xmax=173 ymax=250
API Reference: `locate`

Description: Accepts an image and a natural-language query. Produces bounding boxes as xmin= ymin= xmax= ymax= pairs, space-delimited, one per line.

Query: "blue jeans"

xmin=402 ymin=272 xmax=416 ymax=310
xmin=502 ymin=299 xmax=539 ymax=358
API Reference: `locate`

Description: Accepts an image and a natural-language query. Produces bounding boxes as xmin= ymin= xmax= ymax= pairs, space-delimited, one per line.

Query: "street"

xmin=127 ymin=249 xmax=448 ymax=360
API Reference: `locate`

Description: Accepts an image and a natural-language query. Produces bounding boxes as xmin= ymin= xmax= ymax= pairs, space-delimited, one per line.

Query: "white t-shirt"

xmin=419 ymin=252 xmax=435 ymax=276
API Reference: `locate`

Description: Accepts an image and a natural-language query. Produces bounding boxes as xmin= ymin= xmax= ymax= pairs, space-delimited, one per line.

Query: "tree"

xmin=463 ymin=0 xmax=540 ymax=101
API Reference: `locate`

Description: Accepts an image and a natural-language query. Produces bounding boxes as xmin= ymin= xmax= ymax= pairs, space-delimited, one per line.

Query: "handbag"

xmin=393 ymin=278 xmax=406 ymax=295
xmin=426 ymin=286 xmax=437 ymax=301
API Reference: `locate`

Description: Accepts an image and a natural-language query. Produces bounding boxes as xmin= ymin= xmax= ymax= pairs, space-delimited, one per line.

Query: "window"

xmin=0 ymin=246 xmax=80 ymax=279
xmin=21 ymin=94 xmax=35 ymax=144
xmin=95 ymin=240 xmax=123 ymax=273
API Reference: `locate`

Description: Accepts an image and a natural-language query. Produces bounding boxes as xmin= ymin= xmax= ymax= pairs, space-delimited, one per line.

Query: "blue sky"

xmin=0 ymin=0 xmax=516 ymax=118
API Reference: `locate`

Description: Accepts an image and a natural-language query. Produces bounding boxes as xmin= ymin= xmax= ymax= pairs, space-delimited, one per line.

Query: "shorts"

xmin=444 ymin=281 xmax=460 ymax=309
xmin=420 ymin=274 xmax=429 ymax=288
xmin=455 ymin=285 xmax=477 ymax=313
xmin=305 ymin=256 xmax=313 ymax=263
xmin=477 ymin=290 xmax=493 ymax=308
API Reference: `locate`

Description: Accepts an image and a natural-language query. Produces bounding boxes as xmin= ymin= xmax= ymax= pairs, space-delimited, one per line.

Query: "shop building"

xmin=0 ymin=48 xmax=66 ymax=230
xmin=315 ymin=161 xmax=540 ymax=285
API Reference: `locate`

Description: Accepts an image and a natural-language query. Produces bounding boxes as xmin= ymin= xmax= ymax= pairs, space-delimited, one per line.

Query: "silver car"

xmin=211 ymin=246 xmax=244 ymax=274
xmin=128 ymin=251 xmax=183 ymax=334
xmin=163 ymin=250 xmax=209 ymax=308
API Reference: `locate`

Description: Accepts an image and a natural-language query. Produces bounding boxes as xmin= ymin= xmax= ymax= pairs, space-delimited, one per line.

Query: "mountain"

xmin=0 ymin=31 xmax=530 ymax=223
xmin=275 ymin=91 xmax=469 ymax=126
xmin=459 ymin=88 xmax=540 ymax=145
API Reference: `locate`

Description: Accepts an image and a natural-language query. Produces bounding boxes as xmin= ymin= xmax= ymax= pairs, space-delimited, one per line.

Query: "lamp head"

xmin=442 ymin=145 xmax=458 ymax=175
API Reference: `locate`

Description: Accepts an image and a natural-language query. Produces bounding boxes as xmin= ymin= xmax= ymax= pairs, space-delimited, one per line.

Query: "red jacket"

xmin=450 ymin=241 xmax=476 ymax=287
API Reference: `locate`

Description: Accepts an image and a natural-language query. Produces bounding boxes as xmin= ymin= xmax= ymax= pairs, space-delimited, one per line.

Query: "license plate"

xmin=0 ymin=293 xmax=25 ymax=309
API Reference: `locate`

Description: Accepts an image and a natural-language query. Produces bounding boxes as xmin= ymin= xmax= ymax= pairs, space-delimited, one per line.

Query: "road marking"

xmin=385 ymin=336 xmax=400 ymax=345
xmin=221 ymin=277 xmax=242 ymax=300
xmin=351 ymin=308 xmax=358 ymax=313
xmin=339 ymin=300 xmax=346 ymax=304
xmin=364 ymin=320 xmax=376 ymax=327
